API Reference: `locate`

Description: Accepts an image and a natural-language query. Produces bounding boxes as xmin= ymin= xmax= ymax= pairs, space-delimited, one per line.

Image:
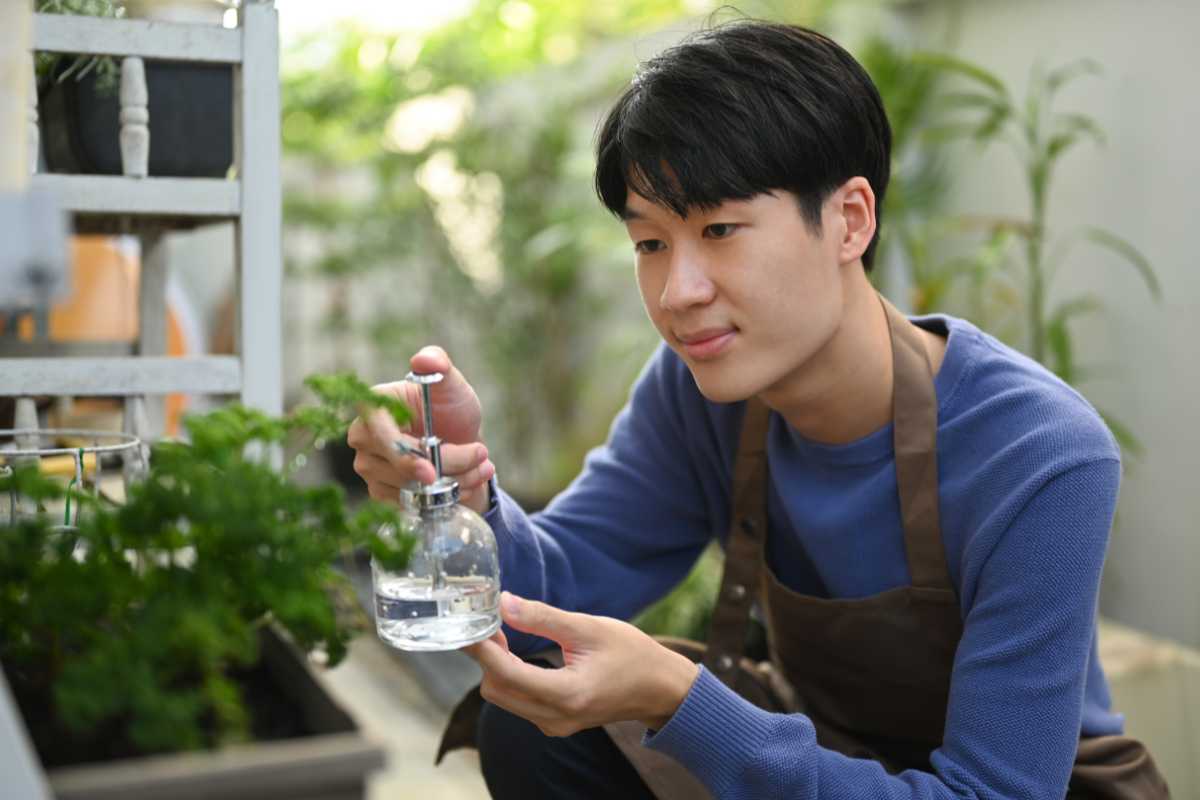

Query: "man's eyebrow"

xmin=620 ymin=207 xmax=648 ymax=221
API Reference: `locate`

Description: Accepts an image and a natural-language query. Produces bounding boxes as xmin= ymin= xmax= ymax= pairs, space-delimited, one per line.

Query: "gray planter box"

xmin=20 ymin=628 xmax=385 ymax=800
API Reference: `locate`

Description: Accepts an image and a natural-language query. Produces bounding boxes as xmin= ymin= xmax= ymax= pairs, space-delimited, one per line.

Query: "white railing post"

xmin=235 ymin=1 xmax=282 ymax=418
xmin=119 ymin=56 xmax=149 ymax=177
xmin=122 ymin=395 xmax=150 ymax=490
xmin=137 ymin=231 xmax=169 ymax=436
xmin=27 ymin=55 xmax=37 ymax=175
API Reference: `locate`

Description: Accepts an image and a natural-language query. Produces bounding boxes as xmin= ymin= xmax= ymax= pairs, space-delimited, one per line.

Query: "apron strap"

xmin=880 ymin=295 xmax=952 ymax=592
xmin=702 ymin=398 xmax=771 ymax=684
xmin=705 ymin=294 xmax=951 ymax=675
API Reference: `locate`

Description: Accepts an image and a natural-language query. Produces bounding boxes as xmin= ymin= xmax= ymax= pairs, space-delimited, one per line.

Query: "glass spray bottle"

xmin=371 ymin=371 xmax=502 ymax=651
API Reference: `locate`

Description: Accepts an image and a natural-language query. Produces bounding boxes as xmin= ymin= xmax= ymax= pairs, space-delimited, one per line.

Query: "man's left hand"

xmin=463 ymin=592 xmax=700 ymax=737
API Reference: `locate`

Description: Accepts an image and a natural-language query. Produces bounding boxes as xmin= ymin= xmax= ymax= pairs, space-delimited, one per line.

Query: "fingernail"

xmin=501 ymin=591 xmax=520 ymax=618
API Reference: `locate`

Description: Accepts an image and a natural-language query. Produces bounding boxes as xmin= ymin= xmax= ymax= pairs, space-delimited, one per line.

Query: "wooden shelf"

xmin=0 ymin=356 xmax=242 ymax=396
xmin=33 ymin=13 xmax=242 ymax=64
xmin=32 ymin=174 xmax=240 ymax=219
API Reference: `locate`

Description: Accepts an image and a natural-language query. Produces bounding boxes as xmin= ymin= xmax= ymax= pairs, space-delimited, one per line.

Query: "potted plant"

xmin=0 ymin=374 xmax=414 ymax=799
xmin=36 ymin=0 xmax=235 ymax=178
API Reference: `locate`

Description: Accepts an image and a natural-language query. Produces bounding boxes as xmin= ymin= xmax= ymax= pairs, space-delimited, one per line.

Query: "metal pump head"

xmin=401 ymin=371 xmax=460 ymax=511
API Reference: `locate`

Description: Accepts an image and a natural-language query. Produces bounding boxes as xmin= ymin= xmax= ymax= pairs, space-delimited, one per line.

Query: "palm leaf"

xmin=911 ymin=52 xmax=1010 ymax=98
xmin=1045 ymin=58 xmax=1102 ymax=96
xmin=1045 ymin=113 xmax=1106 ymax=162
xmin=1081 ymin=227 xmax=1162 ymax=300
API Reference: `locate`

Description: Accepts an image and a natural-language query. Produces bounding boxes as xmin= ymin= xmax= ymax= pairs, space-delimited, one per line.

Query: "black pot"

xmin=39 ymin=59 xmax=233 ymax=178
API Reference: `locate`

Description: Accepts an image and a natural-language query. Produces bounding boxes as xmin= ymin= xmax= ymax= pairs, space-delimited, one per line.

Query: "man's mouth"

xmin=676 ymin=327 xmax=736 ymax=360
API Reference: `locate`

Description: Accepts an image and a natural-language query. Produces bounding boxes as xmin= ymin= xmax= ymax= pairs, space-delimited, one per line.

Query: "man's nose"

xmin=660 ymin=248 xmax=716 ymax=311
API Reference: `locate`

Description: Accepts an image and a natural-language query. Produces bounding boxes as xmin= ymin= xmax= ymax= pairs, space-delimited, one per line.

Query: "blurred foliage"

xmin=282 ymin=3 xmax=1152 ymax=644
xmin=281 ymin=0 xmax=833 ymax=496
xmin=910 ymin=54 xmax=1159 ymax=454
xmin=281 ymin=0 xmax=971 ymax=642
xmin=634 ymin=545 xmax=724 ymax=640
xmin=0 ymin=374 xmax=414 ymax=763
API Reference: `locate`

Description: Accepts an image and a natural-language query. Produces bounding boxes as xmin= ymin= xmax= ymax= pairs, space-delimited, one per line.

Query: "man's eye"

xmin=634 ymin=239 xmax=665 ymax=254
xmin=704 ymin=223 xmax=739 ymax=239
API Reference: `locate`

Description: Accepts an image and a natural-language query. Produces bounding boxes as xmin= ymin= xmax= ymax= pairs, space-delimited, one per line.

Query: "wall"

xmin=914 ymin=0 xmax=1200 ymax=648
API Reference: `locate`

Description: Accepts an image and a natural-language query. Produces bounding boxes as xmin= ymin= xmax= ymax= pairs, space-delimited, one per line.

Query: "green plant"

xmin=0 ymin=374 xmax=414 ymax=765
xmin=910 ymin=54 xmax=1160 ymax=453
xmin=280 ymin=0 xmax=836 ymax=498
xmin=634 ymin=545 xmax=723 ymax=641
xmin=34 ymin=0 xmax=123 ymax=94
xmin=857 ymin=35 xmax=956 ymax=301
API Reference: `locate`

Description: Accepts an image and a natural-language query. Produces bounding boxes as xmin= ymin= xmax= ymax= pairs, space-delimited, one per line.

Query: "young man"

xmin=347 ymin=21 xmax=1167 ymax=800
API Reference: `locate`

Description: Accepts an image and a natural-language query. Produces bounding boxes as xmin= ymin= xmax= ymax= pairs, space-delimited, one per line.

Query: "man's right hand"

xmin=347 ymin=346 xmax=495 ymax=514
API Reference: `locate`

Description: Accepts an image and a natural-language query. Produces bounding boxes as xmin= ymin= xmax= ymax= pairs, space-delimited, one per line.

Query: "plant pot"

xmin=39 ymin=59 xmax=234 ymax=178
xmin=13 ymin=627 xmax=384 ymax=800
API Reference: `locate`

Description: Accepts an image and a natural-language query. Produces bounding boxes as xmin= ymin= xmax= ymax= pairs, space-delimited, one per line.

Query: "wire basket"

xmin=0 ymin=428 xmax=146 ymax=529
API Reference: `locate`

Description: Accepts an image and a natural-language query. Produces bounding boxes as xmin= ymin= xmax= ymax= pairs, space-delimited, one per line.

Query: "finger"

xmin=352 ymin=450 xmax=393 ymax=480
xmin=393 ymin=439 xmax=488 ymax=487
xmin=442 ymin=458 xmax=494 ymax=494
xmin=352 ymin=446 xmax=432 ymax=491
xmin=363 ymin=406 xmax=410 ymax=452
xmin=410 ymin=345 xmax=453 ymax=376
xmin=462 ymin=628 xmax=510 ymax=661
xmin=346 ymin=417 xmax=370 ymax=450
xmin=472 ymin=635 xmax=571 ymax=696
xmin=435 ymin=441 xmax=489 ymax=475
xmin=367 ymin=481 xmax=403 ymax=504
xmin=500 ymin=592 xmax=588 ymax=647
xmin=478 ymin=675 xmax=560 ymax=731
xmin=407 ymin=347 xmax=482 ymax=444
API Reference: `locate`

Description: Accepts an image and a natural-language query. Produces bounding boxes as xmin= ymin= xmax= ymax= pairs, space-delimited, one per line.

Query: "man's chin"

xmin=687 ymin=366 xmax=761 ymax=405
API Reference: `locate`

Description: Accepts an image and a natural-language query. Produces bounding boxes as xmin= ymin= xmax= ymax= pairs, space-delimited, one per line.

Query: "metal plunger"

xmin=407 ymin=370 xmax=444 ymax=478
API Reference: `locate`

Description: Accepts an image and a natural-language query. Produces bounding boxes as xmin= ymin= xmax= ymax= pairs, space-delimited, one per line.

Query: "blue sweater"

xmin=485 ymin=313 xmax=1125 ymax=799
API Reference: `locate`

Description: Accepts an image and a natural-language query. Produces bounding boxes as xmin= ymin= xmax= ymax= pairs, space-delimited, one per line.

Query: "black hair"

xmin=594 ymin=20 xmax=892 ymax=270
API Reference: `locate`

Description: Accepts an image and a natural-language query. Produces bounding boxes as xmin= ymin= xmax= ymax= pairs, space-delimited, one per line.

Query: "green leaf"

xmin=2 ymin=369 xmax=419 ymax=757
xmin=911 ymin=52 xmax=1009 ymax=97
xmin=1049 ymin=294 xmax=1104 ymax=324
xmin=1045 ymin=314 xmax=1075 ymax=382
xmin=1097 ymin=408 xmax=1144 ymax=459
xmin=303 ymin=372 xmax=412 ymax=428
xmin=1045 ymin=112 xmax=1105 ymax=163
xmin=932 ymin=90 xmax=1010 ymax=114
xmin=974 ymin=105 xmax=1011 ymax=141
xmin=1045 ymin=58 xmax=1102 ymax=96
xmin=1080 ymin=227 xmax=1162 ymax=300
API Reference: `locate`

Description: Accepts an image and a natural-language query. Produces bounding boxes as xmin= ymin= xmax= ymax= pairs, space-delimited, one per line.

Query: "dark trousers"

xmin=477 ymin=700 xmax=656 ymax=800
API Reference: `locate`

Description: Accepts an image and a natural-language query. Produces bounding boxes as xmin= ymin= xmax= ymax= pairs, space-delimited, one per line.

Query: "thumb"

xmin=500 ymin=592 xmax=586 ymax=645
xmin=407 ymin=345 xmax=481 ymax=443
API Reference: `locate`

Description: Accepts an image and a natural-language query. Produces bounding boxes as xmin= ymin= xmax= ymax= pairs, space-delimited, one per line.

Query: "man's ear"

xmin=833 ymin=176 xmax=877 ymax=267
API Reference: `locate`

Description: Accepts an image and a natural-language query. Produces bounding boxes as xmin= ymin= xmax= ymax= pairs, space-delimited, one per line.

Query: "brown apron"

xmin=439 ymin=295 xmax=1169 ymax=799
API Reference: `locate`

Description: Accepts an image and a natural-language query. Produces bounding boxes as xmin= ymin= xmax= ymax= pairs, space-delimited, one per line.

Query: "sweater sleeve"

xmin=644 ymin=458 xmax=1121 ymax=799
xmin=485 ymin=346 xmax=716 ymax=655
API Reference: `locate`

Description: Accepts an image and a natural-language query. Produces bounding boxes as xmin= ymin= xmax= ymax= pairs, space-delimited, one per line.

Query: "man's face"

xmin=624 ymin=189 xmax=846 ymax=403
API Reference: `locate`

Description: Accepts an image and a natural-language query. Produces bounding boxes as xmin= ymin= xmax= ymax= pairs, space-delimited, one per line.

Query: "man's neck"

xmin=758 ymin=269 xmax=904 ymax=445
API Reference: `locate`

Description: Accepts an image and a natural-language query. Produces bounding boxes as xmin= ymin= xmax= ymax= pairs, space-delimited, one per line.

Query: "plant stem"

xmin=1028 ymin=175 xmax=1046 ymax=363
